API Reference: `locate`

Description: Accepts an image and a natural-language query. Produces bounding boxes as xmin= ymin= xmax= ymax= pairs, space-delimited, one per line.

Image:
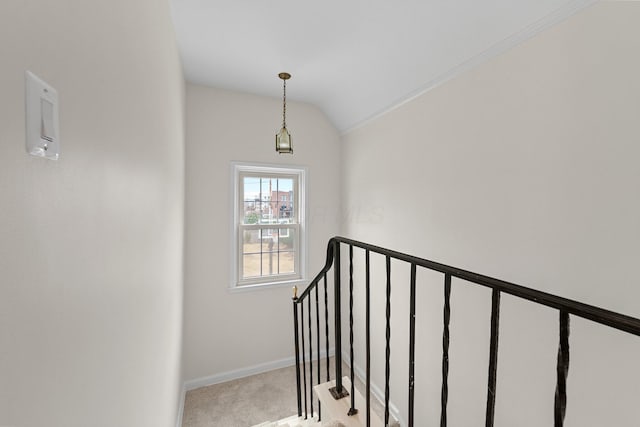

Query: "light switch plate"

xmin=25 ymin=71 xmax=60 ymax=160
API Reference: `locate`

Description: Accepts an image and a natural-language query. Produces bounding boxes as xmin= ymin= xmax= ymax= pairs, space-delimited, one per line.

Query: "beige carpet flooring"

xmin=181 ymin=364 xmax=301 ymax=427
xmin=181 ymin=358 xmax=391 ymax=427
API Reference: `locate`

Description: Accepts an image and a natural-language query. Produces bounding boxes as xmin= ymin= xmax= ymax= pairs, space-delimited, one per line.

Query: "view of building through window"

xmin=239 ymin=174 xmax=299 ymax=282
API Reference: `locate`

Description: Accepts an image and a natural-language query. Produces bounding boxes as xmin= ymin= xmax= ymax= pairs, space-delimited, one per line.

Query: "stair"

xmin=314 ymin=377 xmax=395 ymax=427
xmin=255 ymin=375 xmax=397 ymax=427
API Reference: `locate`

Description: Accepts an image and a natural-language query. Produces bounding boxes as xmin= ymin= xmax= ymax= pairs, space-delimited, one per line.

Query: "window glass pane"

xmin=262 ymin=252 xmax=278 ymax=276
xmin=278 ymin=251 xmax=295 ymax=275
xmin=278 ymin=228 xmax=296 ymax=274
xmin=243 ymin=254 xmax=261 ymax=279
xmin=258 ymin=178 xmax=274 ymax=223
xmin=259 ymin=202 xmax=271 ymax=224
xmin=260 ymin=228 xmax=277 ymax=252
xmin=242 ymin=177 xmax=261 ymax=224
xmin=277 ymin=178 xmax=294 ymax=221
xmin=278 ymin=228 xmax=294 ymax=249
xmin=242 ymin=230 xmax=260 ymax=254
xmin=243 ymin=201 xmax=259 ymax=224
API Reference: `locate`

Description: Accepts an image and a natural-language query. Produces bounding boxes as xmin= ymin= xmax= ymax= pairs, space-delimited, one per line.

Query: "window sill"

xmin=227 ymin=278 xmax=307 ymax=294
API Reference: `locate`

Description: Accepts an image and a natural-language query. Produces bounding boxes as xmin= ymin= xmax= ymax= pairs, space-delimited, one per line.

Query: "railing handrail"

xmin=295 ymin=236 xmax=640 ymax=337
xmin=295 ymin=239 xmax=335 ymax=301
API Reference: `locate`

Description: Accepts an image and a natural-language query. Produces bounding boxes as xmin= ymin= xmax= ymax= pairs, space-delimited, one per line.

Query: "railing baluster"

xmin=316 ymin=285 xmax=321 ymax=421
xmin=300 ymin=300 xmax=307 ymax=420
xmin=324 ymin=272 xmax=330 ymax=383
xmin=408 ymin=264 xmax=417 ymax=427
xmin=348 ymin=245 xmax=358 ymax=415
xmin=293 ymin=290 xmax=302 ymax=418
xmin=485 ymin=289 xmax=501 ymax=427
xmin=554 ymin=311 xmax=570 ymax=427
xmin=330 ymin=242 xmax=348 ymax=399
xmin=385 ymin=255 xmax=392 ymax=426
xmin=301 ymin=301 xmax=308 ymax=419
xmin=334 ymin=242 xmax=344 ymax=395
xmin=308 ymin=297 xmax=314 ymax=417
xmin=440 ymin=273 xmax=452 ymax=427
xmin=365 ymin=249 xmax=371 ymax=427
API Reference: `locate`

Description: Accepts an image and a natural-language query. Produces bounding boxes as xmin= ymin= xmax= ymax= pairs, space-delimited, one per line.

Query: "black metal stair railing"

xmin=292 ymin=236 xmax=640 ymax=426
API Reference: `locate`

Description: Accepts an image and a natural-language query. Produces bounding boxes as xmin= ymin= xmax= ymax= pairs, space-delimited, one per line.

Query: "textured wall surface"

xmin=341 ymin=3 xmax=640 ymax=425
xmin=183 ymin=84 xmax=341 ymax=382
xmin=0 ymin=1 xmax=185 ymax=426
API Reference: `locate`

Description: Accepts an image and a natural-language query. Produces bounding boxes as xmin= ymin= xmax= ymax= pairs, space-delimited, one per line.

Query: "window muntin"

xmin=232 ymin=164 xmax=305 ymax=289
xmin=241 ymin=227 xmax=297 ymax=278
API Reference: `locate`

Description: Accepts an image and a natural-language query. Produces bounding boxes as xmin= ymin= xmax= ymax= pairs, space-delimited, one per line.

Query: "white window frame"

xmin=230 ymin=162 xmax=307 ymax=291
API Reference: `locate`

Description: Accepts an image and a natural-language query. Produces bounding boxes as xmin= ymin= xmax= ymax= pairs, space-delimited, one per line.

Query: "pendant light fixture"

xmin=275 ymin=72 xmax=293 ymax=154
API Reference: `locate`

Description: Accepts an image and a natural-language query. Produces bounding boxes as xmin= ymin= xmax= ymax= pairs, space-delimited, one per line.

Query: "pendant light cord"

xmin=282 ymin=78 xmax=287 ymax=129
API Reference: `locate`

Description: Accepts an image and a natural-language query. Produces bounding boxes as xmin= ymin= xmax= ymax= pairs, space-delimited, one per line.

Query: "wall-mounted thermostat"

xmin=25 ymin=71 xmax=60 ymax=160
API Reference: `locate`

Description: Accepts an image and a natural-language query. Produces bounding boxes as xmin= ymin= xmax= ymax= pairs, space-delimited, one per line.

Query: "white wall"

xmin=0 ymin=1 xmax=185 ymax=426
xmin=342 ymin=2 xmax=640 ymax=426
xmin=183 ymin=84 xmax=341 ymax=382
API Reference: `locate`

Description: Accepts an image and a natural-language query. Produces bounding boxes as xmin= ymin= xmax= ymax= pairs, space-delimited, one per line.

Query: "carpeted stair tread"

xmin=251 ymin=414 xmax=345 ymax=427
xmin=314 ymin=377 xmax=398 ymax=427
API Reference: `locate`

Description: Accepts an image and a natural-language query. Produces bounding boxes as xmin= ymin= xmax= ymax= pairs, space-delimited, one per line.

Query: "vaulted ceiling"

xmin=170 ymin=0 xmax=596 ymax=132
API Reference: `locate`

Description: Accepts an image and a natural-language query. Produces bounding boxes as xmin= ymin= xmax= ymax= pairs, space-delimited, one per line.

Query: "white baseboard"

xmin=175 ymin=384 xmax=186 ymax=427
xmin=341 ymin=351 xmax=406 ymax=427
xmin=184 ymin=357 xmax=295 ymax=392
xmin=183 ymin=348 xmax=335 ymax=392
xmin=176 ymin=350 xmax=402 ymax=426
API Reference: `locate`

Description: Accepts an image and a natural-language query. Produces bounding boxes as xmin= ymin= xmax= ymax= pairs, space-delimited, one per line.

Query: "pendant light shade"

xmin=276 ymin=126 xmax=292 ymax=153
xmin=275 ymin=72 xmax=293 ymax=154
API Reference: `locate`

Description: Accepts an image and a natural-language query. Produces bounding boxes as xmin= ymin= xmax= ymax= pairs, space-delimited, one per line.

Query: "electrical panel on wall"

xmin=25 ymin=71 xmax=60 ymax=160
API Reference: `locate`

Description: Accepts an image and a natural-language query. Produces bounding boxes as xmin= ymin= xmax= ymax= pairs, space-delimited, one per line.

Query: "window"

xmin=231 ymin=163 xmax=306 ymax=289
